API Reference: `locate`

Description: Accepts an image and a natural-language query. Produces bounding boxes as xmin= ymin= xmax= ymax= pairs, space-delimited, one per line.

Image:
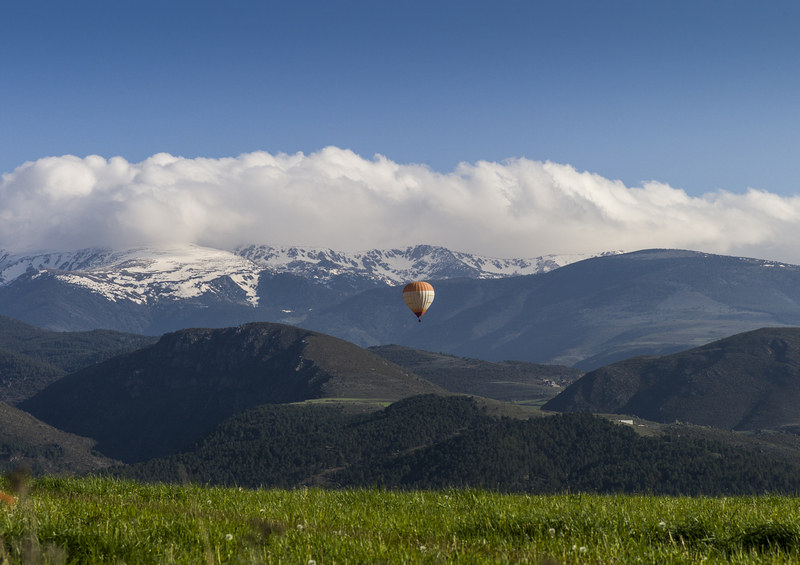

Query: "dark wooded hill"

xmin=304 ymin=249 xmax=800 ymax=370
xmin=369 ymin=345 xmax=582 ymax=405
xmin=0 ymin=315 xmax=157 ymax=404
xmin=103 ymin=395 xmax=800 ymax=495
xmin=0 ymin=401 xmax=118 ymax=475
xmin=0 ymin=346 xmax=64 ymax=405
xmin=0 ymin=316 xmax=157 ymax=373
xmin=543 ymin=327 xmax=800 ymax=431
xmin=20 ymin=322 xmax=443 ymax=463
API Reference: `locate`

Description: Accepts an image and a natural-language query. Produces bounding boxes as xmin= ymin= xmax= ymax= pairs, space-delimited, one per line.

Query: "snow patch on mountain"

xmin=0 ymin=245 xmax=262 ymax=306
xmin=236 ymin=244 xmax=618 ymax=286
xmin=0 ymin=243 xmax=620 ymax=307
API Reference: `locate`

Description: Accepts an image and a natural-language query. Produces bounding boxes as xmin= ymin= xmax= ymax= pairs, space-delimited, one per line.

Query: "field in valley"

xmin=2 ymin=476 xmax=800 ymax=564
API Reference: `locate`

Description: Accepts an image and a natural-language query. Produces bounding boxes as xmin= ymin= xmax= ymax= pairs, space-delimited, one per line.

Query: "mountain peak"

xmin=0 ymin=243 xmax=615 ymax=308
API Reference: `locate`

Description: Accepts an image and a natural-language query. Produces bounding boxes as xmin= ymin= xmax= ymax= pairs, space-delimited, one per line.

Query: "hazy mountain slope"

xmin=305 ymin=249 xmax=800 ymax=369
xmin=0 ymin=402 xmax=118 ymax=475
xmin=368 ymin=345 xmax=582 ymax=404
xmin=20 ymin=322 xmax=442 ymax=463
xmin=542 ymin=327 xmax=800 ymax=431
xmin=0 ymin=315 xmax=157 ymax=373
xmin=0 ymin=315 xmax=157 ymax=404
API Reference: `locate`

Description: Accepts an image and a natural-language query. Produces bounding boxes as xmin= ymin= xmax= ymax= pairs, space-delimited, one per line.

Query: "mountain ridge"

xmin=542 ymin=327 xmax=800 ymax=431
xmin=0 ymin=243 xmax=613 ymax=301
xmin=4 ymin=246 xmax=800 ymax=369
xmin=19 ymin=321 xmax=443 ymax=463
xmin=301 ymin=249 xmax=800 ymax=369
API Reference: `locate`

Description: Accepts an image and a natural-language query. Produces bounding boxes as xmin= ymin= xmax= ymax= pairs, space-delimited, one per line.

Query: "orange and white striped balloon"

xmin=402 ymin=281 xmax=434 ymax=321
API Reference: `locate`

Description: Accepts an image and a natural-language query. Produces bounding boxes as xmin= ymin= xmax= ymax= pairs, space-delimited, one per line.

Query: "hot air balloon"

xmin=402 ymin=281 xmax=434 ymax=322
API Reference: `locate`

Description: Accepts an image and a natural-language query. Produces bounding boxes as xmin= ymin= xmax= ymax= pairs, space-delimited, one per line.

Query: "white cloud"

xmin=2 ymin=147 xmax=800 ymax=262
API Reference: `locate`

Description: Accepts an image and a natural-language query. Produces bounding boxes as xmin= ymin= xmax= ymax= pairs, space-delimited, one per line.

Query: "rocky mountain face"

xmin=542 ymin=327 xmax=800 ymax=431
xmin=20 ymin=322 xmax=442 ymax=463
xmin=0 ymin=244 xmax=606 ymax=335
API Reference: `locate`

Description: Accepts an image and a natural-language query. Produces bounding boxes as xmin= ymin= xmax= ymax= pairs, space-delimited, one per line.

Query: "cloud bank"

xmin=2 ymin=148 xmax=800 ymax=262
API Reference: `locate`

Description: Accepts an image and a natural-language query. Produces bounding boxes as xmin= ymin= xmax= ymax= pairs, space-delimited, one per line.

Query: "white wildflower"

xmin=548 ymin=528 xmax=556 ymax=536
xmin=579 ymin=546 xmax=587 ymax=553
xmin=225 ymin=534 xmax=233 ymax=541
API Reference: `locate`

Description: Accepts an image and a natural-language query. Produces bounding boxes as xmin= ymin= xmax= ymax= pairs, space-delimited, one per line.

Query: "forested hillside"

xmin=21 ymin=322 xmax=442 ymax=463
xmin=0 ymin=401 xmax=118 ymax=475
xmin=0 ymin=315 xmax=157 ymax=403
xmin=105 ymin=395 xmax=800 ymax=495
xmin=0 ymin=315 xmax=157 ymax=373
xmin=0 ymin=346 xmax=64 ymax=404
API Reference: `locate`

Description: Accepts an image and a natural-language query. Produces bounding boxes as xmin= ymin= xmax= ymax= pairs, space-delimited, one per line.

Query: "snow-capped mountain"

xmin=0 ymin=243 xmax=621 ymax=335
xmin=0 ymin=244 xmax=617 ymax=307
xmin=0 ymin=245 xmax=262 ymax=306
xmin=237 ymin=244 xmax=617 ymax=287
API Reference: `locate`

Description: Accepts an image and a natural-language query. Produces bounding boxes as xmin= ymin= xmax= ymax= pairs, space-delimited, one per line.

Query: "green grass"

xmin=2 ymin=476 xmax=800 ymax=563
xmin=293 ymin=398 xmax=395 ymax=405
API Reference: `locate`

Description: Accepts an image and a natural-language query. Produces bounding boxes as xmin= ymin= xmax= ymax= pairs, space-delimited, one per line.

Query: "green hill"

xmin=106 ymin=394 xmax=488 ymax=487
xmin=0 ymin=346 xmax=64 ymax=405
xmin=0 ymin=401 xmax=118 ymax=475
xmin=0 ymin=315 xmax=157 ymax=404
xmin=21 ymin=322 xmax=443 ymax=463
xmin=104 ymin=395 xmax=800 ymax=495
xmin=0 ymin=314 xmax=157 ymax=374
xmin=369 ymin=344 xmax=582 ymax=405
xmin=543 ymin=327 xmax=800 ymax=431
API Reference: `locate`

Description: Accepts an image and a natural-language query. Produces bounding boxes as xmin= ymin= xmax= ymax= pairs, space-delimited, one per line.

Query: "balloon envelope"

xmin=402 ymin=281 xmax=435 ymax=320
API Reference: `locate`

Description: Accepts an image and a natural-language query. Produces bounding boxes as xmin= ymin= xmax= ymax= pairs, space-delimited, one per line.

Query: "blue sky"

xmin=3 ymin=1 xmax=800 ymax=261
xmin=3 ymin=1 xmax=798 ymax=196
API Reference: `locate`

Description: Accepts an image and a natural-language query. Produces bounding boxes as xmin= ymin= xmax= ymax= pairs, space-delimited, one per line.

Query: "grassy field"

xmin=2 ymin=476 xmax=800 ymax=564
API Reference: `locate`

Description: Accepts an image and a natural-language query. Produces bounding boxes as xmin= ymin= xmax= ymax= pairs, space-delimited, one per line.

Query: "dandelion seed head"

xmin=548 ymin=528 xmax=556 ymax=535
xmin=579 ymin=546 xmax=587 ymax=553
xmin=225 ymin=534 xmax=233 ymax=541
xmin=308 ymin=560 xmax=317 ymax=565
xmin=659 ymin=521 xmax=667 ymax=528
